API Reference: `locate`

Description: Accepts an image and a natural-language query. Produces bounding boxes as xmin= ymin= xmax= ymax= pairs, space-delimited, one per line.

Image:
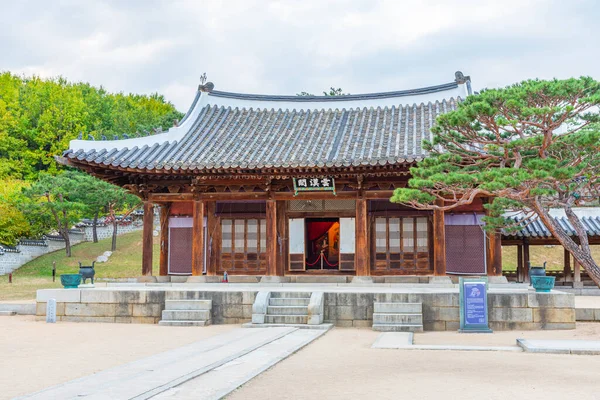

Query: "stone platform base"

xmin=35 ymin=284 xmax=576 ymax=331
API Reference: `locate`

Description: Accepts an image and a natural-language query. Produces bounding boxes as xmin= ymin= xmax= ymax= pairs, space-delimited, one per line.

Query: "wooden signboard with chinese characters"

xmin=293 ymin=177 xmax=336 ymax=196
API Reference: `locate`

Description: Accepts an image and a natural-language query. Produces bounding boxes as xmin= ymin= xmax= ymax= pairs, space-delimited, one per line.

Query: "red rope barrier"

xmin=305 ymin=254 xmax=323 ymax=266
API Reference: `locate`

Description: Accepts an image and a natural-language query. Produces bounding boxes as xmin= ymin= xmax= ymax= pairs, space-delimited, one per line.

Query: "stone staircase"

xmin=158 ymin=299 xmax=212 ymax=327
xmin=372 ymin=302 xmax=423 ymax=332
xmin=248 ymin=291 xmax=325 ymax=327
xmin=265 ymin=292 xmax=312 ymax=324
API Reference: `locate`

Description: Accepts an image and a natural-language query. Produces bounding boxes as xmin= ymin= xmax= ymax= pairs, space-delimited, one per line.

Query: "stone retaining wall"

xmin=576 ymin=308 xmax=600 ymax=322
xmin=36 ymin=288 xmax=575 ymax=330
xmin=0 ymin=232 xmax=85 ymax=275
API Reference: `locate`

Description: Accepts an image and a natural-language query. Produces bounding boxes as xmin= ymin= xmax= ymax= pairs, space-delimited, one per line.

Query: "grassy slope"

xmin=502 ymin=245 xmax=600 ymax=271
xmin=0 ymin=230 xmax=159 ymax=300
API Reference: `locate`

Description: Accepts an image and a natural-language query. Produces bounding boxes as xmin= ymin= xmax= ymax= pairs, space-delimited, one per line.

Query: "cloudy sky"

xmin=2 ymin=0 xmax=599 ymax=111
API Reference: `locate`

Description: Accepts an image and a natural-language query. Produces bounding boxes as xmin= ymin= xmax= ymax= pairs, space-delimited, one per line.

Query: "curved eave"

xmin=62 ymin=155 xmax=416 ymax=176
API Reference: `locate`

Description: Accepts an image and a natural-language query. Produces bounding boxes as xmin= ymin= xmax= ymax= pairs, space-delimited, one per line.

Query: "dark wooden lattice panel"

xmin=445 ymin=225 xmax=486 ymax=275
xmin=339 ymin=253 xmax=355 ymax=271
xmin=289 ymin=253 xmax=305 ymax=271
xmin=218 ymin=218 xmax=267 ymax=274
xmin=169 ymin=227 xmax=192 ymax=275
xmin=372 ymin=216 xmax=432 ymax=274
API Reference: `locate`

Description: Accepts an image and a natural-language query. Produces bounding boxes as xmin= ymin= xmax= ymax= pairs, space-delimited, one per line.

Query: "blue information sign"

xmin=459 ymin=277 xmax=492 ymax=333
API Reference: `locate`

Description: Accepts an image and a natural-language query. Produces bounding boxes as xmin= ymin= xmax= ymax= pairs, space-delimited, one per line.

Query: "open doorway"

xmin=305 ymin=218 xmax=340 ymax=270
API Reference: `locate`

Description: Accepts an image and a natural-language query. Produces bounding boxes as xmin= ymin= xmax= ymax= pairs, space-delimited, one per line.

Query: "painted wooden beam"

xmin=265 ymin=200 xmax=278 ymax=276
xmin=141 ymin=201 xmax=154 ymax=276
xmin=206 ymin=202 xmax=218 ymax=276
xmin=159 ymin=204 xmax=170 ymax=276
xmin=355 ymin=198 xmax=369 ymax=276
xmin=433 ymin=206 xmax=446 ymax=276
xmin=191 ymin=200 xmax=205 ymax=276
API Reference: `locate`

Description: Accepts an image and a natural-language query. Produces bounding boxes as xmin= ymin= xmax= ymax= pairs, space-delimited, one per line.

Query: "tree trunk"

xmin=110 ymin=203 xmax=118 ymax=252
xmin=111 ymin=219 xmax=118 ymax=251
xmin=533 ymin=202 xmax=600 ymax=287
xmin=62 ymin=227 xmax=72 ymax=257
xmin=92 ymin=210 xmax=99 ymax=243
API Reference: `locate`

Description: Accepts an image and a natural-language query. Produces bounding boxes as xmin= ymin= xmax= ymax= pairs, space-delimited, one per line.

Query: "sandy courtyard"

xmin=2 ymin=317 xmax=600 ymax=400
xmin=0 ymin=316 xmax=235 ymax=399
xmin=229 ymin=324 xmax=600 ymax=400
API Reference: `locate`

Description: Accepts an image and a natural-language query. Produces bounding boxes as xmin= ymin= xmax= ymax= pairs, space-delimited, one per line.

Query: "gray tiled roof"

xmin=503 ymin=215 xmax=600 ymax=238
xmin=64 ymin=82 xmax=464 ymax=172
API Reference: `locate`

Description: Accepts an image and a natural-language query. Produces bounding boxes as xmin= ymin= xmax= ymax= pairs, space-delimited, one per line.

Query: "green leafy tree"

xmin=391 ymin=77 xmax=600 ymax=286
xmin=0 ymin=72 xmax=183 ymax=180
xmin=23 ymin=172 xmax=86 ymax=256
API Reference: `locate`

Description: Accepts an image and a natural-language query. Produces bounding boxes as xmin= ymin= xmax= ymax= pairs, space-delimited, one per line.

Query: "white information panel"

xmin=289 ymin=218 xmax=305 ymax=254
xmin=339 ymin=217 xmax=355 ymax=254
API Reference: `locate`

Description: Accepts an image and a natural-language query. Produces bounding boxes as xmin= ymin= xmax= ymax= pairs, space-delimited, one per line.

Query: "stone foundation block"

xmin=532 ymin=308 xmax=575 ymax=323
xmin=423 ymin=306 xmax=460 ymax=322
xmin=540 ymin=322 xmax=576 ymax=330
xmin=576 ymin=308 xmax=595 ymax=321
xmin=115 ymin=317 xmax=132 ymax=323
xmin=445 ymin=321 xmax=460 ymax=331
xmin=131 ymin=316 xmax=159 ymax=324
xmin=423 ymin=321 xmax=447 ymax=331
xmin=65 ymin=303 xmax=132 ymax=317
xmin=132 ymin=303 xmax=163 ymax=317
xmin=488 ymin=293 xmax=528 ymax=308
xmin=527 ymin=293 xmax=574 ymax=308
xmin=335 ymin=320 xmax=353 ymax=327
xmin=36 ymin=302 xmax=66 ymax=317
xmin=221 ymin=304 xmax=244 ymax=318
xmin=336 ymin=305 xmax=367 ymax=320
xmin=80 ymin=290 xmax=147 ymax=304
xmin=489 ymin=322 xmax=542 ymax=331
xmin=242 ymin=292 xmax=257 ymax=305
xmin=60 ymin=316 xmax=116 ymax=323
xmin=490 ymin=307 xmax=533 ymax=323
xmin=352 ymin=320 xmax=372 ymax=328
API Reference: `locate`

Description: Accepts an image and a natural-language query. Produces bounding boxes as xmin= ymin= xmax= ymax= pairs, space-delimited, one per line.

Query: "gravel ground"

xmin=228 ymin=324 xmax=600 ymax=400
xmin=0 ymin=316 xmax=235 ymax=399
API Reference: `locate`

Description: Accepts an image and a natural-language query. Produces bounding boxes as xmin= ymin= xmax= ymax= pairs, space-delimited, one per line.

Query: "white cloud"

xmin=1 ymin=0 xmax=599 ymax=110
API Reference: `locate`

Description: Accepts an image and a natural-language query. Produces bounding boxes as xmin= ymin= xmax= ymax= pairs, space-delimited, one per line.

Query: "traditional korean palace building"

xmin=62 ymin=71 xmax=506 ymax=281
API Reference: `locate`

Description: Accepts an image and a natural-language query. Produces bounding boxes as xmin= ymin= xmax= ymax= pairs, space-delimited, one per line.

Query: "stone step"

xmin=0 ymin=311 xmax=17 ymax=316
xmin=265 ymin=314 xmax=308 ymax=324
xmin=269 ymin=298 xmax=311 ymax=306
xmin=374 ymin=302 xmax=422 ymax=314
xmin=373 ymin=313 xmax=423 ymax=325
xmin=372 ymin=324 xmax=424 ymax=333
xmin=158 ymin=320 xmax=212 ymax=327
xmin=267 ymin=306 xmax=308 ymax=315
xmin=161 ymin=310 xmax=211 ymax=321
xmin=270 ymin=292 xmax=312 ymax=299
xmin=164 ymin=300 xmax=212 ymax=310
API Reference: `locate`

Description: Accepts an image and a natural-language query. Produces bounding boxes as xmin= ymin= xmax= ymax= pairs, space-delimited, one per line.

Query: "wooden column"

xmin=486 ymin=231 xmax=502 ymax=276
xmin=141 ymin=201 xmax=154 ymax=276
xmin=206 ymin=201 xmax=218 ymax=276
xmin=276 ymin=200 xmax=287 ymax=276
xmin=523 ymin=241 xmax=530 ymax=283
xmin=266 ymin=199 xmax=278 ymax=276
xmin=159 ymin=204 xmax=171 ymax=276
xmin=191 ymin=200 xmax=205 ymax=276
xmin=433 ymin=207 xmax=446 ymax=276
xmin=355 ymin=198 xmax=369 ymax=276
xmin=563 ymin=248 xmax=572 ymax=283
xmin=574 ymin=258 xmax=581 ymax=284
xmin=516 ymin=245 xmax=524 ymax=283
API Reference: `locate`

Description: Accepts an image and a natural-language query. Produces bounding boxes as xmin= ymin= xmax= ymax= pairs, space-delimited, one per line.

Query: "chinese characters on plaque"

xmin=293 ymin=177 xmax=336 ymax=195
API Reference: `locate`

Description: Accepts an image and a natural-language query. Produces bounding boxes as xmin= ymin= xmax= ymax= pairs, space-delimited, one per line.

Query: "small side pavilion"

xmin=502 ymin=211 xmax=600 ymax=286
